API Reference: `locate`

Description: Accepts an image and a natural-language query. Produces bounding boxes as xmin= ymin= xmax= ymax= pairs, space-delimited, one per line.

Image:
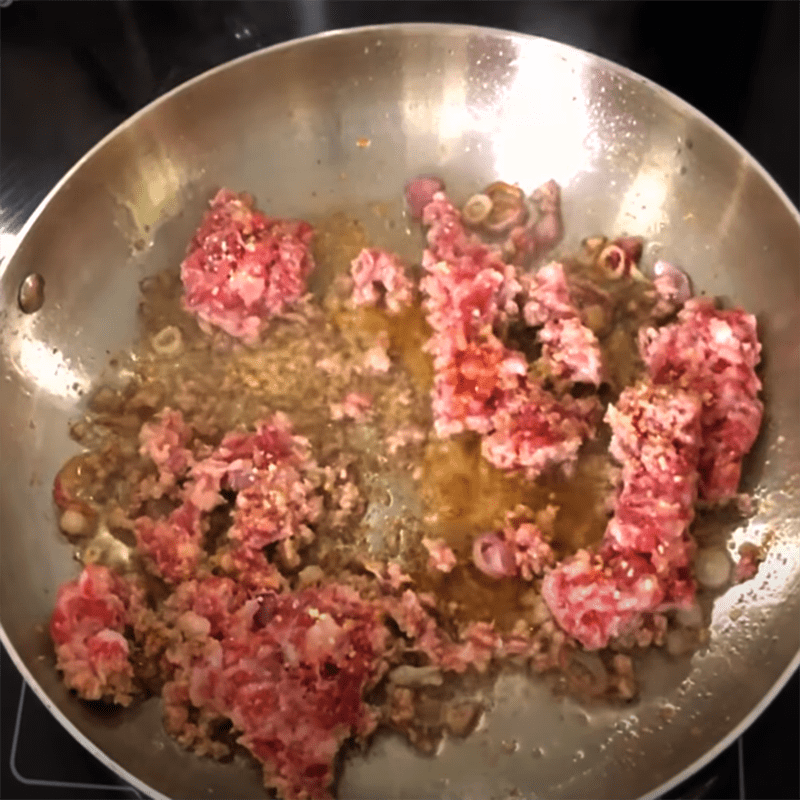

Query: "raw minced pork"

xmin=180 ymin=189 xmax=315 ymax=343
xmin=639 ymin=297 xmax=763 ymax=502
xmin=350 ymin=247 xmax=414 ymax=314
xmin=420 ymin=190 xmax=599 ymax=478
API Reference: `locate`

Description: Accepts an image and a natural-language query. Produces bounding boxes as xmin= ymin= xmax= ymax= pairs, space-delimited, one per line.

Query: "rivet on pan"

xmin=18 ymin=273 xmax=45 ymax=313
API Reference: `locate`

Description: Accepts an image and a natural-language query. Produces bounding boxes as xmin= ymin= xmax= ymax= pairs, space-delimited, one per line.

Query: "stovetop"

xmin=1 ymin=2 xmax=798 ymax=799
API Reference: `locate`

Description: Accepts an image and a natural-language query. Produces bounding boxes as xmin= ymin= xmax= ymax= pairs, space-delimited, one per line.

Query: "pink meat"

xmin=227 ymin=460 xmax=321 ymax=552
xmin=404 ymin=175 xmax=445 ymax=219
xmin=134 ymin=502 xmax=205 ymax=584
xmin=419 ymin=191 xmax=597 ymax=473
xmin=539 ymin=318 xmax=603 ymax=385
xmin=421 ymin=256 xmax=506 ymax=357
xmin=215 ymin=544 xmax=285 ymax=594
xmin=363 ymin=344 xmax=391 ymax=374
xmin=522 ymin=262 xmax=575 ymax=325
xmin=386 ymin=591 xmax=499 ymax=675
xmin=49 ymin=564 xmax=138 ymax=705
xmin=331 ymin=392 xmax=373 ymax=422
xmin=523 ymin=262 xmax=603 ymax=385
xmin=430 ymin=335 xmax=527 ymax=437
xmin=422 ymin=537 xmax=457 ymax=573
xmin=421 ymin=191 xmax=521 ymax=350
xmin=186 ymin=413 xmax=318 ymax=514
xmin=543 ymin=383 xmax=702 ymax=649
xmin=162 ymin=579 xmax=388 ymax=800
xmin=639 ymin=298 xmax=763 ymax=502
xmin=180 ymin=189 xmax=314 ymax=343
xmin=178 ymin=415 xmax=321 ymax=587
xmin=603 ymin=384 xmax=701 ymax=604
xmin=139 ymin=408 xmax=195 ymax=495
xmin=505 ymin=521 xmax=555 ymax=579
xmin=436 ymin=621 xmax=500 ymax=675
xmin=541 ymin=550 xmax=664 ymax=651
xmin=350 ymin=248 xmax=414 ymax=314
xmin=482 ymin=385 xmax=600 ymax=480
xmin=606 ymin=381 xmax=704 ymax=491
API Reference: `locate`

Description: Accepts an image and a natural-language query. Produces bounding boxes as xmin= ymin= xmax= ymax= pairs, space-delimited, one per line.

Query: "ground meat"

xmin=350 ymin=248 xmax=414 ymax=314
xmin=436 ymin=621 xmax=500 ymax=675
xmin=180 ymin=189 xmax=314 ymax=343
xmin=330 ymin=392 xmax=373 ymax=422
xmin=187 ymin=414 xmax=321 ymax=528
xmin=226 ymin=460 xmax=319 ymax=550
xmin=49 ymin=564 xmax=140 ymax=705
xmin=131 ymin=413 xmax=321 ymax=592
xmin=420 ymin=192 xmax=598 ymax=476
xmin=482 ymin=385 xmax=600 ymax=480
xmin=541 ymin=549 xmax=665 ymax=651
xmin=430 ymin=334 xmax=527 ymax=437
xmin=138 ymin=408 xmax=195 ymax=497
xmin=422 ymin=537 xmax=457 ymax=573
xmin=421 ymin=256 xmax=506 ymax=359
xmin=155 ymin=578 xmax=388 ymax=800
xmin=606 ymin=382 xmax=703 ymax=512
xmin=421 ymin=191 xmax=521 ymax=355
xmin=134 ymin=502 xmax=205 ymax=584
xmin=504 ymin=519 xmax=555 ymax=579
xmin=539 ymin=317 xmax=603 ymax=385
xmin=383 ymin=589 xmax=546 ymax=678
xmin=523 ymin=262 xmax=603 ymax=385
xmin=522 ymin=262 xmax=576 ymax=325
xmin=640 ymin=298 xmax=763 ymax=503
xmin=362 ymin=342 xmax=391 ymax=373
xmin=543 ymin=383 xmax=702 ymax=649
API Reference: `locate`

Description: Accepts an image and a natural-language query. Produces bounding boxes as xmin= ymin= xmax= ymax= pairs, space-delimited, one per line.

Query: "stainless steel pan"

xmin=1 ymin=24 xmax=798 ymax=800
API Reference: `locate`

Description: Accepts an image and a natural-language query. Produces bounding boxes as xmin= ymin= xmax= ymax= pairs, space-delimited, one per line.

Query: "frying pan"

xmin=1 ymin=24 xmax=798 ymax=800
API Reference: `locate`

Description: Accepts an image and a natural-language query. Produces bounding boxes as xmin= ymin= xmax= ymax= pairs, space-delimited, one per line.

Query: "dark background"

xmin=1 ymin=2 xmax=798 ymax=799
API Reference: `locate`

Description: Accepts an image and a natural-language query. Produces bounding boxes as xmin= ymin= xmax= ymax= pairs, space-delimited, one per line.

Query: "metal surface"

xmin=1 ymin=24 xmax=798 ymax=800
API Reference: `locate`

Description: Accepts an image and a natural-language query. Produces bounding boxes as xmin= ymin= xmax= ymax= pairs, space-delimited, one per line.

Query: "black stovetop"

xmin=1 ymin=3 xmax=798 ymax=799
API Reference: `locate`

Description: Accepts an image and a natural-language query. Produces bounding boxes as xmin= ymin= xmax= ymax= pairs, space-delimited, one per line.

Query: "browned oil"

xmin=333 ymin=304 xmax=434 ymax=393
xmin=412 ymin=434 xmax=612 ymax=631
